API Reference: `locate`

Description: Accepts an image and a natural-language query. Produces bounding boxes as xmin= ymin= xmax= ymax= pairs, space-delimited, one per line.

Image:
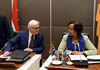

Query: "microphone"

xmin=77 ymin=43 xmax=82 ymax=62
xmin=74 ymin=43 xmax=88 ymax=66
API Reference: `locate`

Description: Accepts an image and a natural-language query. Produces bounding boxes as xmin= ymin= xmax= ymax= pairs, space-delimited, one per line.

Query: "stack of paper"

xmin=87 ymin=55 xmax=100 ymax=61
xmin=87 ymin=55 xmax=100 ymax=64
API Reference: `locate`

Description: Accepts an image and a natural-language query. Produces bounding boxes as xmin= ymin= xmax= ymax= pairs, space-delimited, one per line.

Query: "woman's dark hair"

xmin=68 ymin=20 xmax=83 ymax=37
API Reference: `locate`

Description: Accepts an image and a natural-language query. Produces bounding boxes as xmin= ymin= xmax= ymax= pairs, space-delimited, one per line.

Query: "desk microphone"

xmin=74 ymin=43 xmax=88 ymax=66
xmin=77 ymin=43 xmax=82 ymax=62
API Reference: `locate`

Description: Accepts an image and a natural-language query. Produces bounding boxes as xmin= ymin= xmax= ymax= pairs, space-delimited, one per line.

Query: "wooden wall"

xmin=0 ymin=0 xmax=98 ymax=58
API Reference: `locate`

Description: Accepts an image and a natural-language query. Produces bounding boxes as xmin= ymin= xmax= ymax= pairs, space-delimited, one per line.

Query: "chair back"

xmin=63 ymin=32 xmax=89 ymax=38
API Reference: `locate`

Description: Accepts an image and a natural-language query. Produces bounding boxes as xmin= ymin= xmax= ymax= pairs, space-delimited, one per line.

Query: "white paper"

xmin=88 ymin=61 xmax=100 ymax=64
xmin=87 ymin=55 xmax=100 ymax=60
xmin=0 ymin=55 xmax=10 ymax=59
xmin=69 ymin=55 xmax=87 ymax=61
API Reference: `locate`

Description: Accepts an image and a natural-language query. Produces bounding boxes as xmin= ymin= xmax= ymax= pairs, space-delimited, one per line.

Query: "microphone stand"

xmin=73 ymin=43 xmax=88 ymax=66
xmin=77 ymin=43 xmax=82 ymax=62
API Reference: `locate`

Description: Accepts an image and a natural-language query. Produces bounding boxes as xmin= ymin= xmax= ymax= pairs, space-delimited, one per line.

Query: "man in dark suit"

xmin=3 ymin=19 xmax=44 ymax=56
xmin=0 ymin=16 xmax=10 ymax=50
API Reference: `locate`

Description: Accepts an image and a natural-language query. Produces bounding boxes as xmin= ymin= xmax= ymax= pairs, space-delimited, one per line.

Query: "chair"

xmin=13 ymin=31 xmax=19 ymax=37
xmin=63 ymin=32 xmax=90 ymax=38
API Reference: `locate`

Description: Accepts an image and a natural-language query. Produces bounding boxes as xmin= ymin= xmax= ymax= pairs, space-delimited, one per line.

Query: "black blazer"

xmin=0 ymin=16 xmax=10 ymax=49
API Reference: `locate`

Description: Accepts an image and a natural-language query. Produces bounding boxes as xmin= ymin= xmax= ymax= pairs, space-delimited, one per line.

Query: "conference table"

xmin=40 ymin=55 xmax=100 ymax=70
xmin=0 ymin=51 xmax=41 ymax=70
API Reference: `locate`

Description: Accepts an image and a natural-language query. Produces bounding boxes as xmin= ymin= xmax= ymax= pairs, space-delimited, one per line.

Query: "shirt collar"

xmin=29 ymin=31 xmax=33 ymax=38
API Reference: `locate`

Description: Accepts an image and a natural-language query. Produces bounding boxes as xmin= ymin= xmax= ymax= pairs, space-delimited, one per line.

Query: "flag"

xmin=11 ymin=0 xmax=19 ymax=38
xmin=49 ymin=41 xmax=55 ymax=54
xmin=96 ymin=0 xmax=100 ymax=54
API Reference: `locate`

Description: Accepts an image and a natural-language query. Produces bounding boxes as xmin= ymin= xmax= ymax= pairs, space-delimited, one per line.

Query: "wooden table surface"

xmin=45 ymin=55 xmax=100 ymax=70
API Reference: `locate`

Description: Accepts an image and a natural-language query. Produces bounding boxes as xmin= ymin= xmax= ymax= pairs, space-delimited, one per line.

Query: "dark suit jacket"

xmin=0 ymin=16 xmax=10 ymax=49
xmin=4 ymin=30 xmax=44 ymax=54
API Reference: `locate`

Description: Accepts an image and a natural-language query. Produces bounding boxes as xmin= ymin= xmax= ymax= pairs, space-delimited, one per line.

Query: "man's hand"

xmin=72 ymin=51 xmax=84 ymax=55
xmin=3 ymin=51 xmax=10 ymax=57
xmin=24 ymin=48 xmax=32 ymax=52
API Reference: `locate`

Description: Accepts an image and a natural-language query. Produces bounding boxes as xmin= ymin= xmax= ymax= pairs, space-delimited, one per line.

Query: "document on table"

xmin=69 ymin=55 xmax=87 ymax=61
xmin=87 ymin=55 xmax=100 ymax=60
xmin=0 ymin=55 xmax=10 ymax=59
xmin=87 ymin=55 xmax=100 ymax=64
xmin=88 ymin=61 xmax=100 ymax=64
xmin=69 ymin=55 xmax=100 ymax=64
xmin=0 ymin=55 xmax=10 ymax=61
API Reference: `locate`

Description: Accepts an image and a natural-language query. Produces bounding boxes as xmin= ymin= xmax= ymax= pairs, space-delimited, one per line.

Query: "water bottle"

xmin=54 ymin=50 xmax=59 ymax=60
xmin=62 ymin=49 xmax=67 ymax=66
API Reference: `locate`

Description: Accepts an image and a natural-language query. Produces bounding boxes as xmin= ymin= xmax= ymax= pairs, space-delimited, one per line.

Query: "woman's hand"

xmin=72 ymin=51 xmax=84 ymax=55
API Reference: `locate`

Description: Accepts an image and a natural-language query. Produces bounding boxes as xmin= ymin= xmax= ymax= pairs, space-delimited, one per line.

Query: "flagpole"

xmin=11 ymin=0 xmax=13 ymax=27
xmin=93 ymin=0 xmax=96 ymax=44
xmin=50 ymin=0 xmax=52 ymax=43
xmin=11 ymin=0 xmax=13 ymax=8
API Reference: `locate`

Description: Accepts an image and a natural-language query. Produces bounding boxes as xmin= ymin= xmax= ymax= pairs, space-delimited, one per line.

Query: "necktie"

xmin=29 ymin=35 xmax=34 ymax=49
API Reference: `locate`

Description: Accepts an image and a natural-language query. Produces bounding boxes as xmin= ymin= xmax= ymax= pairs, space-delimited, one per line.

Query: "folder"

xmin=69 ymin=55 xmax=88 ymax=66
xmin=6 ymin=50 xmax=31 ymax=62
xmin=69 ymin=55 xmax=87 ymax=61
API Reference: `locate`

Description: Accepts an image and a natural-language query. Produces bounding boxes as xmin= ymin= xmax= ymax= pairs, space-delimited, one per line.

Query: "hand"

xmin=72 ymin=51 xmax=83 ymax=55
xmin=24 ymin=48 xmax=32 ymax=52
xmin=3 ymin=51 xmax=10 ymax=57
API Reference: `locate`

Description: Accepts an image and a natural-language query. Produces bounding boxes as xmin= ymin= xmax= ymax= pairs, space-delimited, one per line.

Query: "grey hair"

xmin=28 ymin=19 xmax=40 ymax=29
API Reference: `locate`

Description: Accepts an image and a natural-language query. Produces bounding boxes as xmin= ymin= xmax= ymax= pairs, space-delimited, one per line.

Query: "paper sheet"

xmin=69 ymin=55 xmax=87 ymax=61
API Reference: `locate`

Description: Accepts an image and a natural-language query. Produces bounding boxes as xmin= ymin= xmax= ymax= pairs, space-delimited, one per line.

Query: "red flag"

xmin=96 ymin=0 xmax=100 ymax=54
xmin=49 ymin=42 xmax=55 ymax=54
xmin=11 ymin=0 xmax=19 ymax=37
xmin=49 ymin=44 xmax=52 ymax=54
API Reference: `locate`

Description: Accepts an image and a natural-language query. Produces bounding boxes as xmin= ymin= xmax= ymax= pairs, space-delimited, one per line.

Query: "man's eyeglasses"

xmin=31 ymin=27 xmax=40 ymax=30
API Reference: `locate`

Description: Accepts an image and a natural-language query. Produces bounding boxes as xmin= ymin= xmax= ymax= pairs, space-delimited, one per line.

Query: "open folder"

xmin=6 ymin=50 xmax=31 ymax=62
xmin=69 ymin=55 xmax=88 ymax=66
xmin=69 ymin=55 xmax=87 ymax=61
